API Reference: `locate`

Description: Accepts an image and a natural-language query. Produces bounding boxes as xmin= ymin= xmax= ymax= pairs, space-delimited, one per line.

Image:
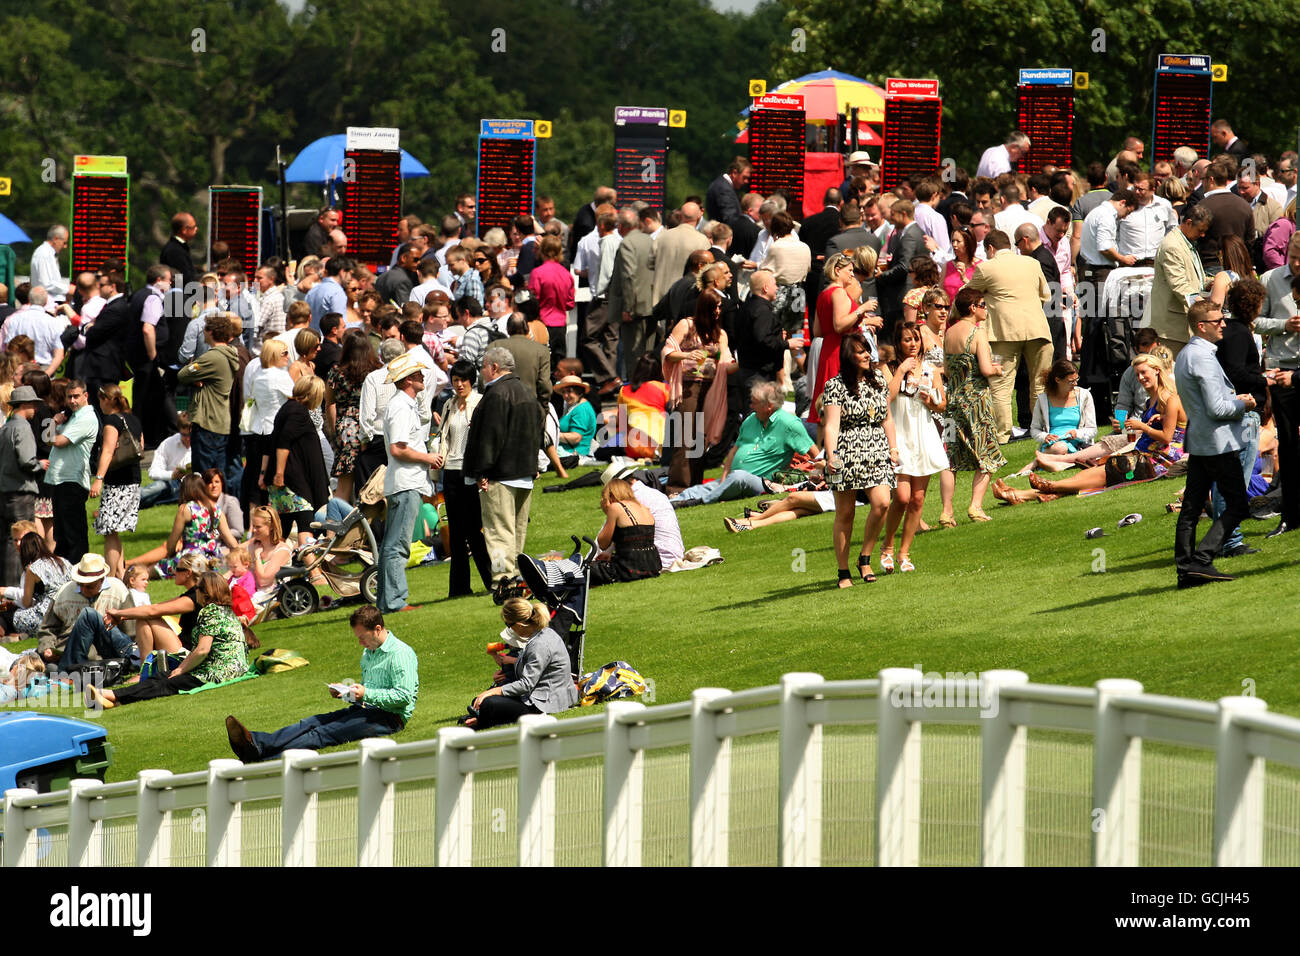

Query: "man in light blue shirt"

xmin=304 ymin=257 xmax=351 ymax=331
xmin=45 ymin=380 xmax=98 ymax=563
xmin=1173 ymin=299 xmax=1258 ymax=587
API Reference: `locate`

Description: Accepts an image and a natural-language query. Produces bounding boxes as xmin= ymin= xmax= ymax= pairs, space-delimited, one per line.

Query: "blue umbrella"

xmin=0 ymin=213 xmax=31 ymax=244
xmin=284 ymin=134 xmax=431 ymax=183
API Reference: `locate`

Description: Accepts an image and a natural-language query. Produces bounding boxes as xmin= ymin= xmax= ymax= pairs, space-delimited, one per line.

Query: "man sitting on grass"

xmin=669 ymin=379 xmax=818 ymax=508
xmin=225 ymin=605 xmax=418 ymax=761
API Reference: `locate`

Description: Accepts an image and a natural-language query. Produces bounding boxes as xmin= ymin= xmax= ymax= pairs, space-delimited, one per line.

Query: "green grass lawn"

xmin=14 ymin=433 xmax=1300 ymax=784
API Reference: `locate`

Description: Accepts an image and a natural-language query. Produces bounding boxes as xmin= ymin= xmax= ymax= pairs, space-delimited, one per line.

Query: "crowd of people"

xmin=0 ymin=114 xmax=1293 ymax=742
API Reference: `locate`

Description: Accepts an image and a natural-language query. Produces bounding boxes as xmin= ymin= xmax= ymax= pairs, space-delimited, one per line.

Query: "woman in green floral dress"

xmin=943 ymin=287 xmax=1006 ymax=522
xmin=88 ymin=572 xmax=248 ymax=709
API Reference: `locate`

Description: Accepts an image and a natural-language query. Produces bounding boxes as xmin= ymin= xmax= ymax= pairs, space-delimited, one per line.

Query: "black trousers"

xmin=1270 ymin=382 xmax=1300 ymax=526
xmin=475 ymin=694 xmax=541 ymax=729
xmin=133 ymin=361 xmax=177 ymax=449
xmin=0 ymin=491 xmax=34 ymax=588
xmin=1175 ymin=449 xmax=1250 ymax=574
xmin=442 ymin=468 xmax=493 ymax=596
xmin=356 ymin=437 xmax=386 ymax=493
xmin=547 ymin=324 xmax=567 ymax=369
xmin=240 ymin=434 xmax=267 ymax=528
xmin=51 ymin=482 xmax=89 ymax=564
xmin=111 ymin=672 xmax=203 ymax=705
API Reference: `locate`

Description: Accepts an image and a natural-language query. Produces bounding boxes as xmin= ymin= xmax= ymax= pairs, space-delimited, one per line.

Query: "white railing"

xmin=6 ymin=669 xmax=1300 ymax=867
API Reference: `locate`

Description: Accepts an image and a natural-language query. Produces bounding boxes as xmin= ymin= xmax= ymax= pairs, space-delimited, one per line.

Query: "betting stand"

xmin=1150 ymin=53 xmax=1213 ymax=162
xmin=477 ymin=119 xmax=536 ymax=237
xmin=341 ymin=126 xmax=402 ymax=269
xmin=70 ymin=155 xmax=129 ymax=275
xmin=1016 ymin=69 xmax=1075 ymax=174
xmin=613 ymin=107 xmax=670 ymax=213
xmin=207 ymin=186 xmax=262 ymax=270
xmin=748 ymin=93 xmax=806 ymax=214
xmin=880 ymin=79 xmax=941 ymax=191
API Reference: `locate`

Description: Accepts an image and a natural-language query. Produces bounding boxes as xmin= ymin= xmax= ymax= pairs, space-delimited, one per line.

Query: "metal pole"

xmin=277 ymin=144 xmax=289 ymax=262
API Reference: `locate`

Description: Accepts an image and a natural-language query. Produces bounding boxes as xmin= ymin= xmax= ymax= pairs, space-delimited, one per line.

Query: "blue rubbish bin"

xmin=0 ymin=713 xmax=114 ymax=793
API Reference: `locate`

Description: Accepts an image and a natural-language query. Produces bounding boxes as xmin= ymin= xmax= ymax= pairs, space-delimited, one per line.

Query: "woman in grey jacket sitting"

xmin=466 ymin=597 xmax=577 ymax=729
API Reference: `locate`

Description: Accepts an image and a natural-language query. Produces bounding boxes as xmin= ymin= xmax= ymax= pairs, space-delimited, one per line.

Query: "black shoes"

xmin=226 ymin=715 xmax=260 ymax=763
xmin=1265 ymin=520 xmax=1293 ymax=538
xmin=1222 ymin=544 xmax=1261 ymax=558
xmin=1177 ymin=565 xmax=1235 ymax=589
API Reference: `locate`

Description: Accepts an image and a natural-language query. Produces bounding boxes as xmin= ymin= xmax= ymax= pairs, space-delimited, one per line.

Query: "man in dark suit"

xmin=935 ymin=168 xmax=971 ymax=225
xmin=825 ymin=204 xmax=882 ymax=301
xmin=499 ymin=313 xmax=552 ymax=415
xmin=1198 ymin=157 xmax=1255 ymax=274
xmin=160 ymin=211 xmax=199 ymax=355
xmin=736 ymin=270 xmax=786 ymax=391
xmin=567 ymin=186 xmax=616 ymax=264
xmin=728 ymin=192 xmax=762 ymax=263
xmin=707 ymin=222 xmax=743 ymax=290
xmin=376 ymin=243 xmax=419 ymax=306
xmin=875 ymin=200 xmax=925 ymax=338
xmin=799 ymin=187 xmax=843 ymax=310
xmin=1211 ymin=119 xmax=1250 ymax=162
xmin=706 ymin=158 xmax=750 ymax=225
xmin=126 ymin=265 xmax=177 ymax=448
xmin=80 ymin=276 xmax=132 ymax=404
xmin=1017 ymin=222 xmax=1065 ymax=362
xmin=652 ymin=249 xmax=713 ymax=332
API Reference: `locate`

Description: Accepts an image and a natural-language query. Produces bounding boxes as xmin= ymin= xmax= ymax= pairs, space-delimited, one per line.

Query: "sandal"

xmin=857 ymin=554 xmax=877 ymax=583
xmin=938 ymin=512 xmax=957 ymax=529
xmin=836 ymin=568 xmax=853 ymax=589
xmin=899 ymin=557 xmax=915 ymax=573
xmin=723 ymin=516 xmax=751 ymax=533
xmin=879 ymin=552 xmax=895 ymax=574
xmin=967 ymin=508 xmax=992 ymax=522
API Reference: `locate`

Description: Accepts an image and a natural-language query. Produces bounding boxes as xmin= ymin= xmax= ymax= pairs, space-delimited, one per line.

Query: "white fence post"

xmin=280 ymin=750 xmax=318 ymax=867
xmin=135 ymin=770 xmax=172 ymax=867
xmin=2 ymin=788 xmax=39 ymax=867
xmin=357 ymin=738 xmax=398 ymax=867
xmin=981 ymin=669 xmax=1029 ymax=866
xmin=205 ymin=759 xmax=243 ymax=866
xmin=1093 ymin=678 xmax=1143 ymax=867
xmin=779 ymin=672 xmax=824 ymax=867
xmin=1213 ymin=695 xmax=1269 ymax=867
xmin=435 ymin=727 xmax=475 ymax=867
xmin=690 ymin=688 xmax=733 ymax=866
xmin=518 ymin=714 xmax=558 ymax=867
xmin=603 ymin=701 xmax=646 ymax=867
xmin=877 ymin=668 xmax=923 ymax=866
xmin=67 ymin=778 xmax=102 ymax=868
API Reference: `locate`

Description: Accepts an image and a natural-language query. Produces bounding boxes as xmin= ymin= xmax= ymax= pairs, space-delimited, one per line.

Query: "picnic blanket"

xmin=178 ymin=671 xmax=261 ymax=695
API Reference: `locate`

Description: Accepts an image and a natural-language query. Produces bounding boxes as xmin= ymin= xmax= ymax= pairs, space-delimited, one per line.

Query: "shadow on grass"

xmin=709 ymin=579 xmax=843 ymax=609
xmin=1040 ymin=561 xmax=1294 ymax=613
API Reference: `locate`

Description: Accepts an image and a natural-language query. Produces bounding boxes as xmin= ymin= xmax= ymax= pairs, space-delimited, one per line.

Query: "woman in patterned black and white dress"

xmin=89 ymin=384 xmax=144 ymax=579
xmin=821 ymin=332 xmax=898 ymax=588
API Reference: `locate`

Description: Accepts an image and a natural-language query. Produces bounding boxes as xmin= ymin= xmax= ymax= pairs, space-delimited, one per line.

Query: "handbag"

xmin=1104 ymin=451 xmax=1156 ymax=486
xmin=107 ymin=417 xmax=143 ymax=471
xmin=238 ymin=397 xmax=256 ymax=433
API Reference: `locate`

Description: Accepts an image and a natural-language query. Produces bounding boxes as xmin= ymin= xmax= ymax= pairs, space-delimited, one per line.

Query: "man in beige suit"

xmin=966 ymin=229 xmax=1052 ymax=442
xmin=606 ymin=208 xmax=657 ymax=375
xmin=650 ymin=201 xmax=711 ymax=305
xmin=1144 ymin=205 xmax=1213 ymax=357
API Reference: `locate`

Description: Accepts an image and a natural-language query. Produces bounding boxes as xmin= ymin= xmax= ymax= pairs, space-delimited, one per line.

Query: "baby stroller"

xmin=268 ymin=506 xmax=380 ymax=618
xmin=516 ymin=535 xmax=598 ymax=677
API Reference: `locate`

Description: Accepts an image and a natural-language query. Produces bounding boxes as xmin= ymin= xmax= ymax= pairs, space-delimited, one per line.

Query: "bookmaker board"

xmin=340 ymin=127 xmax=402 ymax=267
xmin=614 ymin=106 xmax=669 ymax=211
xmin=1151 ymin=53 xmax=1213 ymax=162
xmin=880 ymin=79 xmax=941 ymax=191
xmin=748 ymin=93 xmax=805 ymax=213
xmin=70 ymin=155 xmax=129 ymax=275
xmin=208 ymin=186 xmax=262 ymax=270
xmin=477 ymin=119 xmax=536 ymax=236
xmin=1016 ymin=68 xmax=1074 ymax=173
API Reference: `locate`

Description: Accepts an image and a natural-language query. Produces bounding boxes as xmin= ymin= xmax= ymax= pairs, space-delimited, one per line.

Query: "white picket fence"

xmin=6 ymin=668 xmax=1300 ymax=867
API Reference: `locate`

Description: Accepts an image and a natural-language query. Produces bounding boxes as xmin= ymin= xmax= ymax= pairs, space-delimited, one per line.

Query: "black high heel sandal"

xmin=836 ymin=568 xmax=853 ymax=588
xmin=857 ymin=554 xmax=876 ymax=583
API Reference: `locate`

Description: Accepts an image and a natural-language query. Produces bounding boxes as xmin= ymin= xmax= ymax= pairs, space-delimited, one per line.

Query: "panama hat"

xmin=385 ymin=350 xmax=426 ymax=384
xmin=600 ymin=458 xmax=638 ymax=486
xmin=846 ymin=150 xmax=875 ymax=167
xmin=70 ymin=553 xmax=110 ymax=584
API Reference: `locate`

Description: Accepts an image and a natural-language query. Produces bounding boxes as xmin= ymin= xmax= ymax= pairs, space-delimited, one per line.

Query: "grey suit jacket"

xmin=825 ymin=227 xmax=881 ymax=258
xmin=501 ymin=334 xmax=552 ymax=410
xmin=606 ymin=230 xmax=655 ymax=319
xmin=498 ymin=627 xmax=578 ymax=713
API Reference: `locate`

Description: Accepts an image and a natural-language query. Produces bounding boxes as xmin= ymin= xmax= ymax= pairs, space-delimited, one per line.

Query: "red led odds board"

xmin=70 ymin=174 xmax=130 ymax=275
xmin=208 ymin=186 xmax=261 ymax=270
xmin=1151 ymin=53 xmax=1212 ymax=163
xmin=1016 ymin=69 xmax=1074 ymax=173
xmin=341 ymin=150 xmax=401 ymax=266
xmin=748 ymin=94 xmax=805 ymax=214
xmin=880 ymin=79 xmax=941 ymax=191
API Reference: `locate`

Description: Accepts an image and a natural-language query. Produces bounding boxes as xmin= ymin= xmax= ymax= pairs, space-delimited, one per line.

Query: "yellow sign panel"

xmin=748 ymin=79 xmax=766 ymax=97
xmin=669 ymin=110 xmax=687 ymax=128
xmin=74 ymin=155 xmax=127 ymax=175
xmin=535 ymin=120 xmax=552 ymax=138
xmin=1073 ymin=72 xmax=1090 ymax=90
xmin=0 ymin=178 xmax=10 ymax=196
xmin=1212 ymin=63 xmax=1227 ymax=82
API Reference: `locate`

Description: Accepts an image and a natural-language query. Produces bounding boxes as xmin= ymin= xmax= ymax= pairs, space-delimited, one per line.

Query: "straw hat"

xmin=385 ymin=350 xmax=426 ymax=384
xmin=846 ymin=150 xmax=875 ymax=168
xmin=600 ymin=458 xmax=638 ymax=486
xmin=70 ymin=553 xmax=110 ymax=584
xmin=555 ymin=375 xmax=589 ymax=393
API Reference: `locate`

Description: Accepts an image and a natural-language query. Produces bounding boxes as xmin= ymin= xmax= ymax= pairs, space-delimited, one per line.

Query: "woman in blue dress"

xmin=1029 ymin=360 xmax=1096 ymax=455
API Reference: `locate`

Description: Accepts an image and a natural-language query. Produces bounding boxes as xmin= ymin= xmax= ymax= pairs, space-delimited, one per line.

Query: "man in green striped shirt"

xmin=225 ymin=606 xmax=419 ymax=761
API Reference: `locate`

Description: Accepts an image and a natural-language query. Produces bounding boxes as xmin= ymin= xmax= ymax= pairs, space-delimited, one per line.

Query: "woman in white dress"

xmin=879 ymin=320 xmax=949 ymax=572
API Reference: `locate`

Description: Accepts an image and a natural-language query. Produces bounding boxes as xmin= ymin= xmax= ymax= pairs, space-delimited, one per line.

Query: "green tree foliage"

xmin=776 ymin=0 xmax=1300 ymax=172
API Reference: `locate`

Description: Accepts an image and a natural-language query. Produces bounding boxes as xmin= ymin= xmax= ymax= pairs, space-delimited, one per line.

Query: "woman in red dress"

xmin=810 ymin=250 xmax=879 ymax=424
